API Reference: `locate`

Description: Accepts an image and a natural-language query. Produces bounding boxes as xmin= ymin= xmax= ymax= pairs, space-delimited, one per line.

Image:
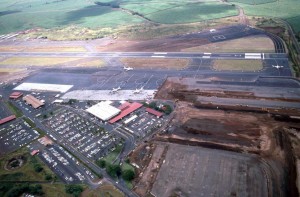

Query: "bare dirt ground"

xmin=182 ymin=35 xmax=275 ymax=53
xmin=132 ymin=76 xmax=300 ymax=197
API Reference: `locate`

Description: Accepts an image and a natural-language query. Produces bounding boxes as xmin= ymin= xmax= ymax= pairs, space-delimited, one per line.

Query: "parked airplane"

xmin=124 ymin=66 xmax=133 ymax=71
xmin=272 ymin=65 xmax=283 ymax=69
xmin=111 ymin=86 xmax=121 ymax=93
xmin=133 ymin=87 xmax=144 ymax=94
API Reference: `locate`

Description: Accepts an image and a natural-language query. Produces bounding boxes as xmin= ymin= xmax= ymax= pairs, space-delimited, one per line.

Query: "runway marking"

xmin=204 ymin=53 xmax=212 ymax=55
xmin=154 ymin=52 xmax=167 ymax=55
xmin=213 ymin=35 xmax=226 ymax=40
xmin=262 ymin=53 xmax=265 ymax=60
xmin=202 ymin=56 xmax=211 ymax=59
xmin=245 ymin=53 xmax=262 ymax=60
xmin=151 ymin=55 xmax=165 ymax=58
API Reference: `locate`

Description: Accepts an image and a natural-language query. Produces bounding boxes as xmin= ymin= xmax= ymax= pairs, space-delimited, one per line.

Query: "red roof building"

xmin=109 ymin=102 xmax=143 ymax=124
xmin=9 ymin=92 xmax=23 ymax=99
xmin=31 ymin=150 xmax=39 ymax=156
xmin=118 ymin=102 xmax=130 ymax=111
xmin=146 ymin=108 xmax=163 ymax=118
xmin=0 ymin=115 xmax=16 ymax=125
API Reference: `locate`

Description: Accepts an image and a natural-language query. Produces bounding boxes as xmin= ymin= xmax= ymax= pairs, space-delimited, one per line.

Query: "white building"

xmin=86 ymin=101 xmax=120 ymax=121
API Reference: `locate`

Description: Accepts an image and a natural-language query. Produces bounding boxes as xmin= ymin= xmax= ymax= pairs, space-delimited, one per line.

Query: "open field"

xmin=27 ymin=46 xmax=87 ymax=52
xmin=42 ymin=184 xmax=72 ymax=197
xmin=182 ymin=36 xmax=275 ymax=53
xmin=0 ymin=68 xmax=24 ymax=73
xmin=75 ymin=59 xmax=105 ymax=67
xmin=230 ymin=0 xmax=300 ymax=34
xmin=0 ymin=46 xmax=87 ymax=52
xmin=0 ymin=0 xmax=143 ymax=34
xmin=0 ymin=57 xmax=82 ymax=66
xmin=120 ymin=58 xmax=189 ymax=69
xmin=213 ymin=59 xmax=263 ymax=71
xmin=81 ymin=184 xmax=124 ymax=197
xmin=126 ymin=2 xmax=238 ymax=24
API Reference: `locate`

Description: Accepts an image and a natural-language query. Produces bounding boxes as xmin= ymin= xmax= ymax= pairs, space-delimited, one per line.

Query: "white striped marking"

xmin=202 ymin=56 xmax=211 ymax=59
xmin=151 ymin=56 xmax=165 ymax=58
xmin=154 ymin=52 xmax=167 ymax=55
xmin=204 ymin=53 xmax=212 ymax=55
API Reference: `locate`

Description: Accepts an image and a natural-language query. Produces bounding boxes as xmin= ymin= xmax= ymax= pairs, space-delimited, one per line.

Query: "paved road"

xmin=0 ymin=51 xmax=288 ymax=60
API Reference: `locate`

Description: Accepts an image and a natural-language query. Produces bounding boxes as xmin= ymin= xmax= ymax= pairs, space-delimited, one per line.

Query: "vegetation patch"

xmin=213 ymin=59 xmax=263 ymax=71
xmin=0 ymin=183 xmax=44 ymax=197
xmin=27 ymin=46 xmax=87 ymax=52
xmin=81 ymin=184 xmax=124 ymax=197
xmin=120 ymin=58 xmax=189 ymax=69
xmin=146 ymin=2 xmax=238 ymax=24
xmin=0 ymin=148 xmax=56 ymax=182
xmin=5 ymin=101 xmax=23 ymax=117
xmin=75 ymin=59 xmax=105 ymax=67
xmin=0 ymin=57 xmax=82 ymax=66
xmin=0 ymin=68 xmax=25 ymax=73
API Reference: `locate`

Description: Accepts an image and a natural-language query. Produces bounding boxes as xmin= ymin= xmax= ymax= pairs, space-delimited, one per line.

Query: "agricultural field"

xmin=0 ymin=0 xmax=238 ymax=35
xmin=229 ymin=0 xmax=300 ymax=34
xmin=121 ymin=1 xmax=238 ymax=24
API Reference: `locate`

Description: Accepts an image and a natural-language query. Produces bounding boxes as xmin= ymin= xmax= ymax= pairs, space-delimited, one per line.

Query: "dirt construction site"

xmin=128 ymin=77 xmax=300 ymax=197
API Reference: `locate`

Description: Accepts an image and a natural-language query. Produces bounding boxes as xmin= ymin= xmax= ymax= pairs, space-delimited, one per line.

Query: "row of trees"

xmin=0 ymin=183 xmax=44 ymax=197
xmin=96 ymin=159 xmax=135 ymax=181
xmin=143 ymin=101 xmax=173 ymax=115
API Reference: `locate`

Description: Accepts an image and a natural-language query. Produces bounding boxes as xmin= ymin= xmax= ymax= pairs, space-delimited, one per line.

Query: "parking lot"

xmin=28 ymin=143 xmax=95 ymax=184
xmin=0 ymin=119 xmax=39 ymax=156
xmin=0 ymin=100 xmax=12 ymax=119
xmin=119 ymin=108 xmax=165 ymax=139
xmin=42 ymin=107 xmax=122 ymax=161
xmin=12 ymin=92 xmax=58 ymax=117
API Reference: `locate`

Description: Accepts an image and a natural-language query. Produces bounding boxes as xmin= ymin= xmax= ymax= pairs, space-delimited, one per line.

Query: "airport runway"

xmin=0 ymin=51 xmax=288 ymax=60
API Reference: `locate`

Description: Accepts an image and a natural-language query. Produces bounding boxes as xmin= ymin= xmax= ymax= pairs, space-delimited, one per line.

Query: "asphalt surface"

xmin=0 ymin=51 xmax=288 ymax=60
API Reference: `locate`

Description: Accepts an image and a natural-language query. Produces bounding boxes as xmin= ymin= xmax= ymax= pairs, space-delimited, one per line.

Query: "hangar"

xmin=86 ymin=101 xmax=121 ymax=121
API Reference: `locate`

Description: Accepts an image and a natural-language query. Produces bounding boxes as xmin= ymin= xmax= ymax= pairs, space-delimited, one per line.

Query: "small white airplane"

xmin=124 ymin=66 xmax=133 ymax=71
xmin=111 ymin=86 xmax=121 ymax=93
xmin=133 ymin=87 xmax=144 ymax=94
xmin=272 ymin=65 xmax=283 ymax=69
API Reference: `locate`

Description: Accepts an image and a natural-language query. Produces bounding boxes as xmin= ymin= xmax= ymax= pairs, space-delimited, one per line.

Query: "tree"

xmin=45 ymin=174 xmax=53 ymax=181
xmin=149 ymin=101 xmax=157 ymax=109
xmin=106 ymin=164 xmax=121 ymax=178
xmin=96 ymin=159 xmax=106 ymax=168
xmin=122 ymin=169 xmax=135 ymax=181
xmin=163 ymin=104 xmax=173 ymax=115
xmin=33 ymin=163 xmax=43 ymax=172
xmin=65 ymin=185 xmax=83 ymax=197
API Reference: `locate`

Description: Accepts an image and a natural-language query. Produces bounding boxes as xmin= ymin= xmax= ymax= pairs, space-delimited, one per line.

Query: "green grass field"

xmin=0 ymin=0 xmax=299 ymax=38
xmin=0 ymin=0 xmax=238 ymax=35
xmin=229 ymin=0 xmax=300 ymax=33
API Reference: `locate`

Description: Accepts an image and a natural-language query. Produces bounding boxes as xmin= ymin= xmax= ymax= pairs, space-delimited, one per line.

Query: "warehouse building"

xmin=86 ymin=101 xmax=121 ymax=121
xmin=9 ymin=92 xmax=23 ymax=99
xmin=23 ymin=94 xmax=44 ymax=109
